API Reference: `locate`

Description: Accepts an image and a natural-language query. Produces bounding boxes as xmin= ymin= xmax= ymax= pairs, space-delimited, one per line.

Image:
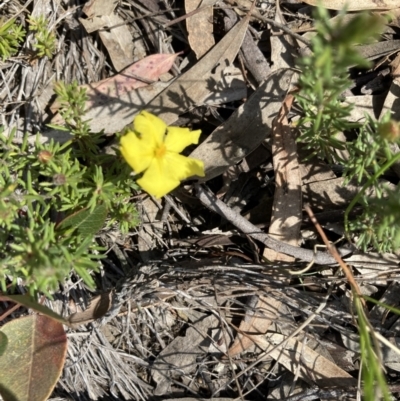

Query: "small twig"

xmin=304 ymin=204 xmax=364 ymax=306
xmin=195 ymin=184 xmax=338 ymax=265
xmin=163 ymin=4 xmax=215 ymax=28
xmin=222 ymin=0 xmax=311 ymax=46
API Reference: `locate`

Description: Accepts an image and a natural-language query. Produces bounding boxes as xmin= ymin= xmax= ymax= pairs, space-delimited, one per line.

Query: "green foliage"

xmin=295 ymin=8 xmax=385 ymax=162
xmin=355 ymin=296 xmax=392 ymax=401
xmin=296 ymin=8 xmax=398 ymax=400
xmin=0 ymin=82 xmax=139 ymax=296
xmin=342 ymin=113 xmax=400 ymax=252
xmin=295 ymin=7 xmax=400 ymax=253
xmin=0 ymin=18 xmax=25 ymax=60
xmin=27 ymin=15 xmax=56 ymax=59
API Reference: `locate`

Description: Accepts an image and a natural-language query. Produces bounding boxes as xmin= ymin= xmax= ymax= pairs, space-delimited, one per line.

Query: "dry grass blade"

xmin=304 ymin=205 xmax=364 ymax=302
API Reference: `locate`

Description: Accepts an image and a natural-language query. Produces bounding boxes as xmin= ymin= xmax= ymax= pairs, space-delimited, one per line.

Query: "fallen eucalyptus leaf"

xmin=0 ymin=315 xmax=67 ymax=401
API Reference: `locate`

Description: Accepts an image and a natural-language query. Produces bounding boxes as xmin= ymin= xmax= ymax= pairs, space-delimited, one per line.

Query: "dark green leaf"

xmin=58 ymin=203 xmax=108 ymax=238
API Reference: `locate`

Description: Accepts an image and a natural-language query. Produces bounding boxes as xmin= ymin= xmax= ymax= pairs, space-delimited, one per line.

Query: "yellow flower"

xmin=120 ymin=111 xmax=205 ymax=198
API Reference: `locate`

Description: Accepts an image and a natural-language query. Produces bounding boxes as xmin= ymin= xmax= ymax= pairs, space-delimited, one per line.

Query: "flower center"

xmin=154 ymin=143 xmax=167 ymax=159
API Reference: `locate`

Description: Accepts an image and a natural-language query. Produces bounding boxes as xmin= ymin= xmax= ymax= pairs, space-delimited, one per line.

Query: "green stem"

xmin=345 ymin=151 xmax=400 ymax=235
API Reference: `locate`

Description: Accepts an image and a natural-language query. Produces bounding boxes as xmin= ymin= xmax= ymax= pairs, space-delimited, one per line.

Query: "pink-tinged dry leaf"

xmin=50 ymin=53 xmax=178 ymax=121
xmin=302 ymin=0 xmax=399 ymax=10
xmin=0 ymin=315 xmax=67 ymax=401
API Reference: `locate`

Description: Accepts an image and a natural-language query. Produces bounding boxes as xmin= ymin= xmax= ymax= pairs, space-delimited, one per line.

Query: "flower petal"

xmin=164 ymin=152 xmax=205 ymax=180
xmin=120 ymin=131 xmax=154 ymax=173
xmin=164 ymin=127 xmax=201 ymax=153
xmin=134 ymin=111 xmax=166 ymax=148
xmin=137 ymin=153 xmax=205 ymax=198
xmin=137 ymin=158 xmax=180 ymax=198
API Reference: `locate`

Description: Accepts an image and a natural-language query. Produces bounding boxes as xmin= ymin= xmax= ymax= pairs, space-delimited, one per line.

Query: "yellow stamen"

xmin=155 ymin=144 xmax=167 ymax=159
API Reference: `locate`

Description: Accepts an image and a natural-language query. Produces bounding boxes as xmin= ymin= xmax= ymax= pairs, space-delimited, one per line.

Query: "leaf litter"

xmin=2 ymin=0 xmax=400 ymax=400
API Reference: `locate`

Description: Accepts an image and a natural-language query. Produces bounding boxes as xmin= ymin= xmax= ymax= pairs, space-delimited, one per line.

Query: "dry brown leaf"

xmin=82 ymin=0 xmax=118 ymax=18
xmin=190 ymin=69 xmax=295 ymax=181
xmin=264 ymin=94 xmax=302 ymax=262
xmin=50 ymin=53 xmax=177 ymax=132
xmin=152 ymin=314 xmax=219 ymax=396
xmin=270 ymin=4 xmax=295 ymax=71
xmin=346 ymin=94 xmax=387 ymax=122
xmin=302 ymin=0 xmax=399 ymax=10
xmin=228 ymin=295 xmax=282 ymax=356
xmin=387 ymin=8 xmax=400 ymax=28
xmin=80 ymin=13 xmax=135 ymax=71
xmin=347 ymin=252 xmax=399 ymax=286
xmin=68 ymin=291 xmax=113 ymax=328
xmin=185 ymin=0 xmax=216 ymax=59
xmin=258 ymin=333 xmax=358 ymax=387
xmin=298 ymin=146 xmax=336 ymax=185
xmin=147 ymin=11 xmax=251 ymax=125
xmin=303 ymin=177 xmax=366 ymax=209
xmin=54 ymin=15 xmax=250 ymax=134
xmin=223 ymin=8 xmax=270 ymax=83
xmin=369 ymin=282 xmax=400 ymax=326
xmin=229 ymin=96 xmax=300 ymax=357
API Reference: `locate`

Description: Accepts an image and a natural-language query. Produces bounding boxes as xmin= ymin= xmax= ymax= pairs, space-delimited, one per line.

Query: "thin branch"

xmin=195 ymin=184 xmax=338 ymax=265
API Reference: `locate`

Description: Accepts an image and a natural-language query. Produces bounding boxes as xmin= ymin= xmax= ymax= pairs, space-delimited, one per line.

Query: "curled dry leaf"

xmin=68 ymin=291 xmax=113 ymax=328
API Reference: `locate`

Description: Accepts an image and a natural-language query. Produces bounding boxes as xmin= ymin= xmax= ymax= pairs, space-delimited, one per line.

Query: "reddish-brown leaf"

xmin=50 ymin=53 xmax=178 ymax=118
xmin=0 ymin=315 xmax=67 ymax=401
